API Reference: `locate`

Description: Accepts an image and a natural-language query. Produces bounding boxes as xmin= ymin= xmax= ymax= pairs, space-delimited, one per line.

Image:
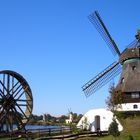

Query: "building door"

xmin=95 ymin=115 xmax=100 ymax=131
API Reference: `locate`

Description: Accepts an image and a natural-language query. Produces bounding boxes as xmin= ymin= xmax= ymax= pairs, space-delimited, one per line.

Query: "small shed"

xmin=77 ymin=108 xmax=123 ymax=132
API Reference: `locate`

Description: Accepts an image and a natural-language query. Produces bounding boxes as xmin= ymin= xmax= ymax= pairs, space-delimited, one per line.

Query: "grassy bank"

xmin=98 ymin=114 xmax=140 ymax=140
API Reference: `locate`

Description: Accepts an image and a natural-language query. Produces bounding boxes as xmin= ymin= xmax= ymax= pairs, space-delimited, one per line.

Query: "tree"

xmin=106 ymin=84 xmax=123 ymax=111
xmin=82 ymin=117 xmax=88 ymax=130
xmin=72 ymin=113 xmax=77 ymax=122
xmin=72 ymin=113 xmax=83 ymax=123
xmin=77 ymin=114 xmax=83 ymax=122
xmin=45 ymin=114 xmax=52 ymax=122
xmin=59 ymin=115 xmax=68 ymax=123
xmin=108 ymin=118 xmax=120 ymax=138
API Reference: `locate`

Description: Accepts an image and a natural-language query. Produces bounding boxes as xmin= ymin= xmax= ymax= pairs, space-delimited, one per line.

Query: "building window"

xmin=121 ymin=78 xmax=124 ymax=84
xmin=133 ymin=104 xmax=138 ymax=109
xmin=132 ymin=66 xmax=136 ymax=70
xmin=131 ymin=92 xmax=140 ymax=98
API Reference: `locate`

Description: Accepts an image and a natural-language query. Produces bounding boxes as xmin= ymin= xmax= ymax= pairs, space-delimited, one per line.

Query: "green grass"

xmin=98 ymin=135 xmax=140 ymax=140
xmin=97 ymin=114 xmax=140 ymax=140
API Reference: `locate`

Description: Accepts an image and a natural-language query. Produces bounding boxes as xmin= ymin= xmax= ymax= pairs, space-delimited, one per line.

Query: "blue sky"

xmin=0 ymin=0 xmax=140 ymax=116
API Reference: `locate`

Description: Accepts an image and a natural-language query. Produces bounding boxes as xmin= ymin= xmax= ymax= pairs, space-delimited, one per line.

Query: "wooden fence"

xmin=27 ymin=126 xmax=72 ymax=139
xmin=0 ymin=126 xmax=72 ymax=139
xmin=0 ymin=126 xmax=108 ymax=139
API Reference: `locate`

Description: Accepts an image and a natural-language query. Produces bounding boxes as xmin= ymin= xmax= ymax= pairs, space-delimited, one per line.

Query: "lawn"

xmin=77 ymin=134 xmax=140 ymax=140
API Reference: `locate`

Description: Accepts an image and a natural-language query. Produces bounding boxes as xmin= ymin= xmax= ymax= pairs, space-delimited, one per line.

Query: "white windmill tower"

xmin=65 ymin=109 xmax=73 ymax=124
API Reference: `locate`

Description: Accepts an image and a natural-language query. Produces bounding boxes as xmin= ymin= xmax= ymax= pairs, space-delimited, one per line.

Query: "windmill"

xmin=66 ymin=108 xmax=73 ymax=124
xmin=82 ymin=11 xmax=140 ymax=111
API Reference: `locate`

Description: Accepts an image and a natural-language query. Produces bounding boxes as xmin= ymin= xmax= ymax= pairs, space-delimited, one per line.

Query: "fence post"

xmin=39 ymin=129 xmax=40 ymax=138
xmin=61 ymin=127 xmax=63 ymax=134
xmin=70 ymin=125 xmax=72 ymax=133
xmin=49 ymin=128 xmax=51 ymax=136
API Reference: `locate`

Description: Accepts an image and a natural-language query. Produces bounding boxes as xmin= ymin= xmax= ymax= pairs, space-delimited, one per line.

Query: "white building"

xmin=65 ymin=113 xmax=73 ymax=124
xmin=77 ymin=108 xmax=123 ymax=132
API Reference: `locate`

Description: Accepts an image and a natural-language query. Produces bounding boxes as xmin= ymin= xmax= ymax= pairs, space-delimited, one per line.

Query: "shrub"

xmin=128 ymin=135 xmax=134 ymax=140
xmin=108 ymin=118 xmax=120 ymax=137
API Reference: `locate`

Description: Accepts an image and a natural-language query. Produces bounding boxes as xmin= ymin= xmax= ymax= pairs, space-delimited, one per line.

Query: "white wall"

xmin=77 ymin=108 xmax=123 ymax=132
xmin=116 ymin=103 xmax=140 ymax=111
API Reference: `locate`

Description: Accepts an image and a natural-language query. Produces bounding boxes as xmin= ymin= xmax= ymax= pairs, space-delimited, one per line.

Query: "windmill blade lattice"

xmin=0 ymin=70 xmax=33 ymax=132
xmin=82 ymin=62 xmax=121 ymax=97
xmin=88 ymin=11 xmax=121 ymax=56
xmin=126 ymin=39 xmax=140 ymax=48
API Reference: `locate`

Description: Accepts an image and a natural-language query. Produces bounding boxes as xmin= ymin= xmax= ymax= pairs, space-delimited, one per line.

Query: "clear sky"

xmin=0 ymin=0 xmax=140 ymax=116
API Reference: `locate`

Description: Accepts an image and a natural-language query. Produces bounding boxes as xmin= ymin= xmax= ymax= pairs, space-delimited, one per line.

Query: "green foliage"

xmin=98 ymin=115 xmax=140 ymax=140
xmin=108 ymin=118 xmax=120 ymax=137
xmin=70 ymin=124 xmax=83 ymax=134
xmin=72 ymin=113 xmax=83 ymax=123
xmin=106 ymin=84 xmax=123 ymax=111
xmin=28 ymin=112 xmax=83 ymax=126
xmin=128 ymin=135 xmax=134 ymax=140
xmin=114 ymin=111 xmax=128 ymax=119
xmin=114 ymin=111 xmax=140 ymax=120
xmin=82 ymin=117 xmax=89 ymax=130
xmin=58 ymin=115 xmax=68 ymax=123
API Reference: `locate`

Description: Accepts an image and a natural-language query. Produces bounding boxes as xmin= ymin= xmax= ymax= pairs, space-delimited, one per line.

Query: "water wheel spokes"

xmin=0 ymin=70 xmax=33 ymax=132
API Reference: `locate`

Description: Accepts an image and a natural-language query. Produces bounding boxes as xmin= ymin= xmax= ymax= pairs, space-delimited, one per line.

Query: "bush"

xmin=114 ymin=111 xmax=128 ymax=119
xmin=108 ymin=118 xmax=120 ymax=137
xmin=128 ymin=135 xmax=134 ymax=140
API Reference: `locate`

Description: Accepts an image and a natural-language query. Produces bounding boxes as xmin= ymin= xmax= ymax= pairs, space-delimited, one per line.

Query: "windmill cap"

xmin=119 ymin=48 xmax=140 ymax=64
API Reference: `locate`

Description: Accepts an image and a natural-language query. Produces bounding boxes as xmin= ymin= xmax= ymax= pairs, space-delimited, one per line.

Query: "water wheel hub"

xmin=2 ymin=95 xmax=15 ymax=109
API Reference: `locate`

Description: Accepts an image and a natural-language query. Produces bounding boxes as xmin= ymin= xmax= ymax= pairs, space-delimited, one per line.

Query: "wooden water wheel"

xmin=0 ymin=70 xmax=33 ymax=132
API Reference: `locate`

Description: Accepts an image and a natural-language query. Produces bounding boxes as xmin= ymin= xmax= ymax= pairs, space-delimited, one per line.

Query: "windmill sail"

xmin=88 ymin=11 xmax=121 ymax=56
xmin=82 ymin=62 xmax=121 ymax=97
xmin=126 ymin=39 xmax=140 ymax=48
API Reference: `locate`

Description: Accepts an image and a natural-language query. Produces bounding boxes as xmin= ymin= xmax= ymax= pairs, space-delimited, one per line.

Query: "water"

xmin=1 ymin=124 xmax=61 ymax=131
xmin=25 ymin=124 xmax=61 ymax=130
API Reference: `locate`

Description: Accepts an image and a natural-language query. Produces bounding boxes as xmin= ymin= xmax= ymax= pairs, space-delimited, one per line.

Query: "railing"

xmin=0 ymin=126 xmax=109 ymax=139
xmin=27 ymin=126 xmax=72 ymax=139
xmin=0 ymin=126 xmax=72 ymax=139
xmin=33 ymin=130 xmax=108 ymax=140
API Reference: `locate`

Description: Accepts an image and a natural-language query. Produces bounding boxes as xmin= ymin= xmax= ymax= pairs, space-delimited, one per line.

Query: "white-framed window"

xmin=131 ymin=92 xmax=140 ymax=98
xmin=132 ymin=66 xmax=136 ymax=70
